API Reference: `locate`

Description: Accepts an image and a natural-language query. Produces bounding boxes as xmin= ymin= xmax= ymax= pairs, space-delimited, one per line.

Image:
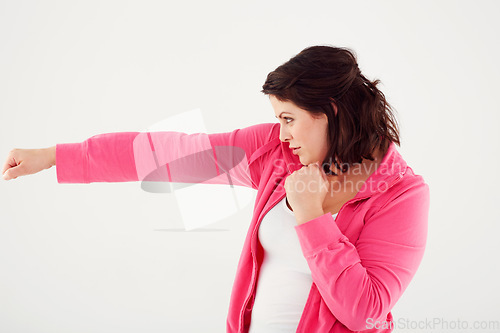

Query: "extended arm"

xmin=2 ymin=123 xmax=278 ymax=187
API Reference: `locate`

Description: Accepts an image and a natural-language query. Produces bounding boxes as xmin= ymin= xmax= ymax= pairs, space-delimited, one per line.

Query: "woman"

xmin=2 ymin=45 xmax=430 ymax=332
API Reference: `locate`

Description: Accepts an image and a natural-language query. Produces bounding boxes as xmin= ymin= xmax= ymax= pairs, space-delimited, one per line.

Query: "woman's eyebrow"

xmin=275 ymin=112 xmax=292 ymax=119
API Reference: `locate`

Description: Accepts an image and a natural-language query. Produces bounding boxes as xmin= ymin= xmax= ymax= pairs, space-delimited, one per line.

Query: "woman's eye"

xmin=284 ymin=117 xmax=293 ymax=123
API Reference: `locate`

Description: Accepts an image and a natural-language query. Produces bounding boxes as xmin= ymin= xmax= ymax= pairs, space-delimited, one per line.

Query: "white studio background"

xmin=1 ymin=1 xmax=499 ymax=332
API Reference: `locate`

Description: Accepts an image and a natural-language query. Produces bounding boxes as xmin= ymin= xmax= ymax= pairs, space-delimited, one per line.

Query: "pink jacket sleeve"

xmin=55 ymin=122 xmax=277 ymax=190
xmin=294 ymin=180 xmax=430 ymax=331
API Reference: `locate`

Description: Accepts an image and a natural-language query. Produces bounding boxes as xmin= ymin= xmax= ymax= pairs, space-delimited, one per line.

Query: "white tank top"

xmin=248 ymin=196 xmax=338 ymax=332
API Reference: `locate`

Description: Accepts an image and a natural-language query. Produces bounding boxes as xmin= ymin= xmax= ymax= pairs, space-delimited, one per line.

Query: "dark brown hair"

xmin=261 ymin=45 xmax=401 ymax=175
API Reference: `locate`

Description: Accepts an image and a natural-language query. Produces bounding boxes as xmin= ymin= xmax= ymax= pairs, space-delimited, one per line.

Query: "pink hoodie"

xmin=56 ymin=122 xmax=430 ymax=332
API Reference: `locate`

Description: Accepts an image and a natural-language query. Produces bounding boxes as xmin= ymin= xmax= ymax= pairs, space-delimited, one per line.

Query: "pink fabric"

xmin=56 ymin=122 xmax=430 ymax=332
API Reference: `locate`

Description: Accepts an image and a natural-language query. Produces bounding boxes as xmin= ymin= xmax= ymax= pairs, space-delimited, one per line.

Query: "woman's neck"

xmin=326 ymin=146 xmax=384 ymax=185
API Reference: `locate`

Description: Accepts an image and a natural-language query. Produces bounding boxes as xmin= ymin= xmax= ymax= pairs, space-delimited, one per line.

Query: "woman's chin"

xmin=297 ymin=152 xmax=315 ymax=166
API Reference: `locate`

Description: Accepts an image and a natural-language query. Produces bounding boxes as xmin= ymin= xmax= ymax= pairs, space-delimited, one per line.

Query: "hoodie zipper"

xmin=240 ymin=189 xmax=287 ymax=332
xmin=241 ymin=148 xmax=291 ymax=330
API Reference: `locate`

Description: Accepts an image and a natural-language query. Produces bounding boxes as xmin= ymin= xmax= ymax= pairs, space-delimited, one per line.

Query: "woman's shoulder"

xmin=371 ymin=166 xmax=429 ymax=215
xmin=246 ymin=123 xmax=282 ymax=164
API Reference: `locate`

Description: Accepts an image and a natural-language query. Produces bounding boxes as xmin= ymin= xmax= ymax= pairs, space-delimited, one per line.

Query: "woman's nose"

xmin=279 ymin=126 xmax=291 ymax=142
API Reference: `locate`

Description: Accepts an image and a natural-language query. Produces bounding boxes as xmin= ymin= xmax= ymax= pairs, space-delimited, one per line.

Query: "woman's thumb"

xmin=3 ymin=168 xmax=18 ymax=180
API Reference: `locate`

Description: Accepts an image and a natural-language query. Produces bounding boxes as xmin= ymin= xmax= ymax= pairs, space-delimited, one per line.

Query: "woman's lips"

xmin=292 ymin=147 xmax=301 ymax=155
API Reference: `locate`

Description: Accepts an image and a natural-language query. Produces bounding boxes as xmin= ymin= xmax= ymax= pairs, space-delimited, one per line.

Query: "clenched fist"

xmin=2 ymin=146 xmax=56 ymax=180
xmin=284 ymin=161 xmax=329 ymax=223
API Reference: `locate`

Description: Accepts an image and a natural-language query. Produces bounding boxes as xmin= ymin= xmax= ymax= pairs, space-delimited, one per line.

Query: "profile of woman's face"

xmin=270 ymin=95 xmax=330 ymax=167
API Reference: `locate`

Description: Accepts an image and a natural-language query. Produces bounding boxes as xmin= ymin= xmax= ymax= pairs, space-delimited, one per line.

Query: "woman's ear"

xmin=329 ymin=98 xmax=338 ymax=117
xmin=331 ymin=102 xmax=338 ymax=117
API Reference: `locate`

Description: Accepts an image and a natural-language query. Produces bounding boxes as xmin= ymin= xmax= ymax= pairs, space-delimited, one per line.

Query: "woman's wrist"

xmin=46 ymin=146 xmax=56 ymax=167
xmin=294 ymin=206 xmax=325 ymax=225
